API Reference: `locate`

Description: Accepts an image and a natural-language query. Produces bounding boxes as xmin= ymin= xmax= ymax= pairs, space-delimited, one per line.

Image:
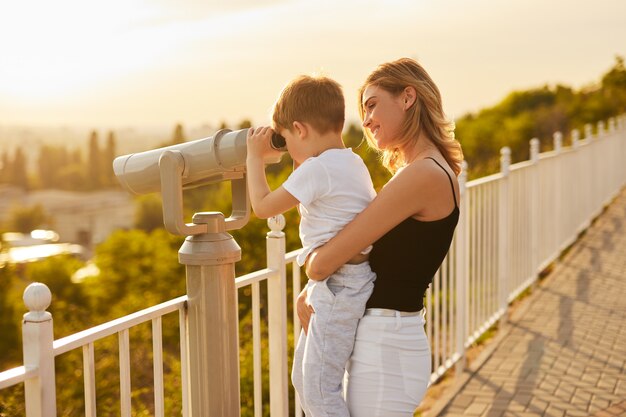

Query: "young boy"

xmin=246 ymin=75 xmax=376 ymax=417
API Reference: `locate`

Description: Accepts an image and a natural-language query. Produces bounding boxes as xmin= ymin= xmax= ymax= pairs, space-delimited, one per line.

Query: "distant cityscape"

xmin=0 ymin=186 xmax=135 ymax=265
xmin=0 ymin=123 xmax=223 ymax=172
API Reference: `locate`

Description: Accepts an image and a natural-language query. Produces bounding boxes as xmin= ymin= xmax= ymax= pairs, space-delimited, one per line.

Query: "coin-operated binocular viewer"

xmin=113 ymin=128 xmax=284 ymax=417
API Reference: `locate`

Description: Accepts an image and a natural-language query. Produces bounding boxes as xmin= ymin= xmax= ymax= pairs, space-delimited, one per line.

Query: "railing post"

xmin=266 ymin=215 xmax=289 ymax=417
xmin=530 ymin=138 xmax=540 ymax=281
xmin=584 ymin=124 xmax=594 ymax=219
xmin=608 ymin=118 xmax=617 ymax=197
xmin=454 ymin=160 xmax=469 ymax=377
xmin=178 ymin=213 xmax=241 ymax=417
xmin=553 ymin=132 xmax=563 ymax=251
xmin=621 ymin=115 xmax=624 ymax=184
xmin=598 ymin=120 xmax=606 ymax=138
xmin=572 ymin=129 xmax=580 ymax=150
xmin=571 ymin=130 xmax=584 ymax=231
xmin=608 ymin=118 xmax=616 ymax=133
xmin=597 ymin=120 xmax=607 ymax=206
xmin=620 ymin=113 xmax=626 ymax=181
xmin=22 ymin=283 xmax=57 ymax=417
xmin=498 ymin=147 xmax=511 ymax=323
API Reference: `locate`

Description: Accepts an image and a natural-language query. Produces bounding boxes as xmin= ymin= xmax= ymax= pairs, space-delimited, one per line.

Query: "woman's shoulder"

xmin=389 ymin=156 xmax=459 ymax=214
xmin=394 ymin=156 xmax=455 ymax=184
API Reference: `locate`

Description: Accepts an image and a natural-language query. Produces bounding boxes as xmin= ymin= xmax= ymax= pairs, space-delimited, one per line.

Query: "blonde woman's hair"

xmin=358 ymin=58 xmax=463 ymax=175
xmin=273 ymin=75 xmax=345 ymax=135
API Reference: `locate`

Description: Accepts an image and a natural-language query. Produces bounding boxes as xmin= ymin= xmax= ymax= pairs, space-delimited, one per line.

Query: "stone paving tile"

xmin=435 ymin=189 xmax=626 ymax=416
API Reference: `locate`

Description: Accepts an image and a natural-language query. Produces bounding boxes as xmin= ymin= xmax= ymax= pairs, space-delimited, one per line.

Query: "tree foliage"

xmin=1 ymin=130 xmax=118 ymax=192
xmin=7 ymin=204 xmax=53 ymax=233
xmin=456 ymin=56 xmax=626 ymax=178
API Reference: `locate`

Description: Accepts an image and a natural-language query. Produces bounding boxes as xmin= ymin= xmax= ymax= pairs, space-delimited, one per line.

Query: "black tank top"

xmin=367 ymin=157 xmax=459 ymax=311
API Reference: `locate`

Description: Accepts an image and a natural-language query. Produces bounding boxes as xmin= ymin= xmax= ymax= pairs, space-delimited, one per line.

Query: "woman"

xmin=300 ymin=57 xmax=463 ymax=416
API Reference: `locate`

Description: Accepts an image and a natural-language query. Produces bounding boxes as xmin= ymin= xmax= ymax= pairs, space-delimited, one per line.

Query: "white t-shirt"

xmin=282 ymin=148 xmax=376 ymax=266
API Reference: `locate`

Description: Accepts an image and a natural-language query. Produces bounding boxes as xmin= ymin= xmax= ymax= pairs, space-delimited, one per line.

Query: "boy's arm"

xmin=246 ymin=127 xmax=299 ymax=219
xmin=247 ymin=156 xmax=299 ymax=218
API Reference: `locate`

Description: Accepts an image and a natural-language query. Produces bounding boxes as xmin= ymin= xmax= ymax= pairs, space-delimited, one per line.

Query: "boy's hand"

xmin=245 ymin=125 xmax=299 ymax=219
xmin=246 ymin=126 xmax=282 ymax=160
xmin=296 ymin=287 xmax=315 ymax=335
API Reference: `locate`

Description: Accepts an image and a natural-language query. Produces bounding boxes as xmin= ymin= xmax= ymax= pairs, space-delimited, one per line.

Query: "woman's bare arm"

xmin=306 ymin=160 xmax=437 ymax=280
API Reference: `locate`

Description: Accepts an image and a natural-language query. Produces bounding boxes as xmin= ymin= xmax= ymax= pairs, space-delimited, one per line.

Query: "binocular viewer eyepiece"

xmin=271 ymin=132 xmax=287 ymax=151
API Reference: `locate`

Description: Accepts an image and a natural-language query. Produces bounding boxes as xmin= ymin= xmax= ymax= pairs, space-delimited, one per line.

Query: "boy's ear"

xmin=292 ymin=121 xmax=308 ymax=139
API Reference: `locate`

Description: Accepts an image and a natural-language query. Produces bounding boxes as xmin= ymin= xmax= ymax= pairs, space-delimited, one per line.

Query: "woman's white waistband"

xmin=364 ymin=308 xmax=424 ymax=317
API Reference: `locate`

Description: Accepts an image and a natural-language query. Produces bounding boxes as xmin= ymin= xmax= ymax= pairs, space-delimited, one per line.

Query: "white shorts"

xmin=344 ymin=310 xmax=431 ymax=417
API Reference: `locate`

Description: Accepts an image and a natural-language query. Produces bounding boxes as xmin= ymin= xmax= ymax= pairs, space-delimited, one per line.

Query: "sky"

xmin=1 ymin=0 xmax=625 ymax=131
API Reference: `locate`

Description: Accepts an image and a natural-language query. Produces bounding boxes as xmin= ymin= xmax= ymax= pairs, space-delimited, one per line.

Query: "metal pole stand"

xmin=156 ymin=149 xmax=250 ymax=417
xmin=179 ymin=212 xmax=241 ymax=417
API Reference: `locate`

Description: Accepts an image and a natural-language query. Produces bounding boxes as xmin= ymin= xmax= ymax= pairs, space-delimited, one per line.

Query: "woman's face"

xmin=361 ymin=85 xmax=407 ymax=150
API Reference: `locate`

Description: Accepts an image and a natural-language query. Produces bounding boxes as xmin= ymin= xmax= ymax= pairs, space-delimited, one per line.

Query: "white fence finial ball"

xmin=267 ymin=214 xmax=286 ymax=237
xmin=553 ymin=132 xmax=563 ymax=153
xmin=23 ymin=282 xmax=52 ymax=322
xmin=530 ymin=138 xmax=540 ymax=163
xmin=460 ymin=160 xmax=468 ymax=178
xmin=458 ymin=160 xmax=468 ymax=195
xmin=571 ymin=129 xmax=580 ymax=149
xmin=608 ymin=118 xmax=616 ymax=132
xmin=500 ymin=146 xmax=511 ymax=175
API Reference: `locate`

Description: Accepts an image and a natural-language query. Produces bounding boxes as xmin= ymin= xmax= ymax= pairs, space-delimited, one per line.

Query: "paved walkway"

xmin=434 ymin=189 xmax=626 ymax=417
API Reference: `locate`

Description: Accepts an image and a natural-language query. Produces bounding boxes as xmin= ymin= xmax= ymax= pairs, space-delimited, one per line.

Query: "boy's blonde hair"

xmin=272 ymin=75 xmax=345 ymax=135
xmin=358 ymin=58 xmax=464 ymax=175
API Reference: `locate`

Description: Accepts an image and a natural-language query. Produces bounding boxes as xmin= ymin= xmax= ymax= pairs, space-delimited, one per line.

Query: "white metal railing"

xmin=0 ymin=284 xmax=189 ymax=417
xmin=1 ymin=114 xmax=625 ymax=416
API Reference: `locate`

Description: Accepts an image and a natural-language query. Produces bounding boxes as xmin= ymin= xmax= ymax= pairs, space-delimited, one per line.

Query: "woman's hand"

xmin=296 ymin=287 xmax=315 ymax=335
xmin=246 ymin=126 xmax=282 ymax=161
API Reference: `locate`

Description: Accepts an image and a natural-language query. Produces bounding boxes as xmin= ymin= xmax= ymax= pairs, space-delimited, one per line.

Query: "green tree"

xmin=0 ymin=151 xmax=11 ymax=184
xmin=70 ymin=147 xmax=82 ymax=165
xmin=23 ymin=256 xmax=89 ymax=335
xmin=0 ymin=265 xmax=19 ymax=366
xmin=238 ymin=119 xmax=252 ymax=129
xmin=8 ymin=204 xmax=52 ymax=233
xmin=134 ymin=194 xmax=164 ymax=232
xmin=87 ymin=130 xmax=102 ymax=190
xmin=172 ymin=123 xmax=185 ymax=144
xmin=37 ymin=145 xmax=70 ymax=189
xmin=455 ymin=56 xmax=626 ymax=178
xmin=103 ymin=131 xmax=117 ymax=187
xmin=0 ymin=255 xmax=91 ymax=417
xmin=87 ymin=130 xmax=101 ymax=188
xmin=11 ymin=147 xmax=29 ymax=190
xmin=56 ymin=163 xmax=88 ymax=191
xmin=85 ymin=228 xmax=185 ymax=317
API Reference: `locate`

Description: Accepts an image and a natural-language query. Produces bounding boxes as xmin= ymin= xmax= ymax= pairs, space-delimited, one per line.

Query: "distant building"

xmin=0 ymin=186 xmax=24 ymax=222
xmin=0 ymin=186 xmax=135 ymax=248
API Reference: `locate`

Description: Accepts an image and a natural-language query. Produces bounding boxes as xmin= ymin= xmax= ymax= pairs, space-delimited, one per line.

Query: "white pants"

xmin=292 ymin=263 xmax=376 ymax=417
xmin=344 ymin=311 xmax=431 ymax=417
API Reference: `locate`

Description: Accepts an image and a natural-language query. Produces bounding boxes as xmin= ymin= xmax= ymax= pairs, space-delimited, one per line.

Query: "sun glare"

xmin=0 ymin=0 xmax=174 ymax=101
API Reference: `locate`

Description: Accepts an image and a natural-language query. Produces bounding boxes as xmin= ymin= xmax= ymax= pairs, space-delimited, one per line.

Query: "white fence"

xmin=1 ymin=115 xmax=625 ymax=416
